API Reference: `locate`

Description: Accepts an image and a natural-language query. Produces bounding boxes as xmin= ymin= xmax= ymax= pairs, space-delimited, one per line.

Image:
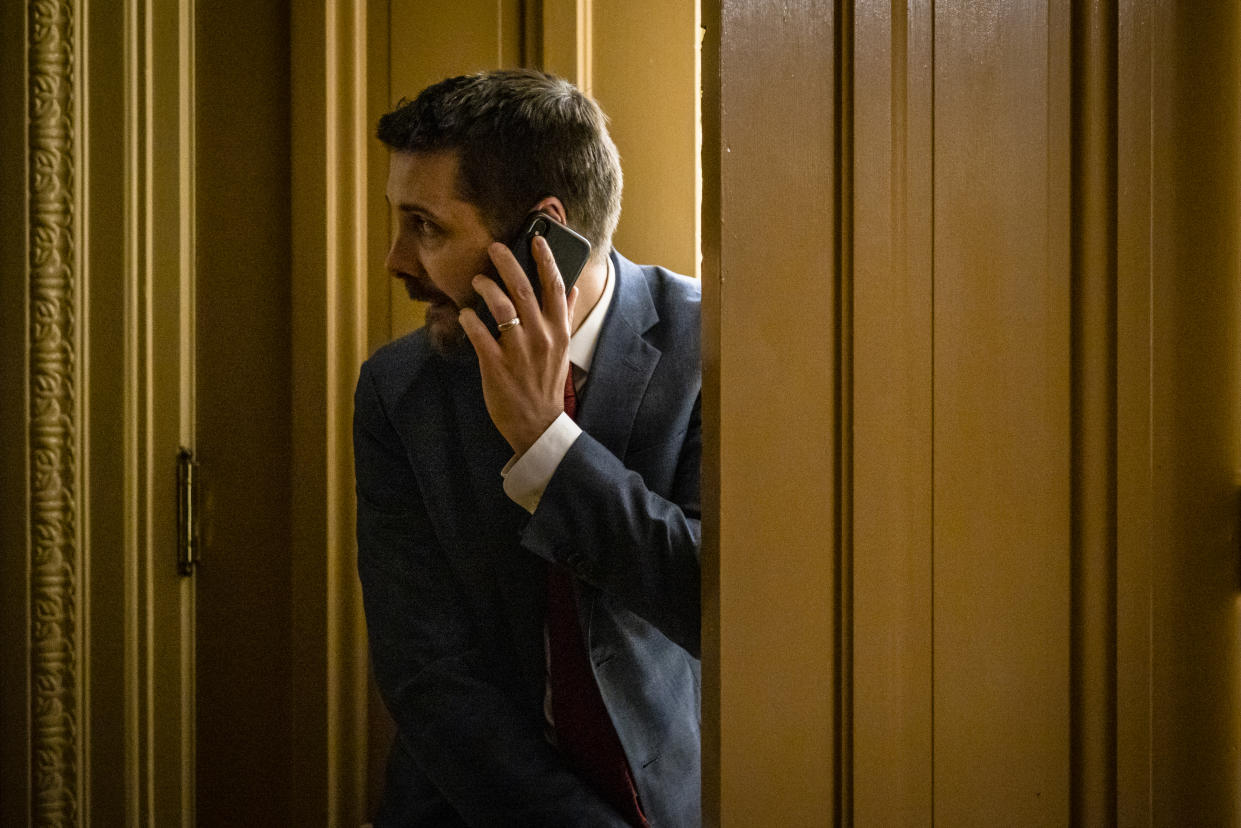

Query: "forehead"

xmin=385 ymin=150 xmax=464 ymax=209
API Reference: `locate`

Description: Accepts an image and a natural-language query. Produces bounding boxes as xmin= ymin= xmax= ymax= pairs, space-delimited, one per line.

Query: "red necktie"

xmin=547 ymin=369 xmax=649 ymax=826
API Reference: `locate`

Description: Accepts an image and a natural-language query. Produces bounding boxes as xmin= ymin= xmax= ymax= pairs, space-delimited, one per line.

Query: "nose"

xmin=385 ymin=231 xmax=415 ymax=277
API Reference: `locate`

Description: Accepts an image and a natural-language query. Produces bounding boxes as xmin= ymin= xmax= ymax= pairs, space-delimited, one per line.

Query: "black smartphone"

xmin=507 ymin=211 xmax=592 ymax=302
xmin=477 ymin=211 xmax=592 ymax=336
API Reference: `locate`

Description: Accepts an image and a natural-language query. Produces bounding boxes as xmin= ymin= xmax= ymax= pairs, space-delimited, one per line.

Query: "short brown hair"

xmin=377 ymin=70 xmax=623 ymax=254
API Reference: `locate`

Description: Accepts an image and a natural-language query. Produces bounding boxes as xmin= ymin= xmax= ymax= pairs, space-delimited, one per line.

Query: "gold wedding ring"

xmin=497 ymin=316 xmax=521 ymax=332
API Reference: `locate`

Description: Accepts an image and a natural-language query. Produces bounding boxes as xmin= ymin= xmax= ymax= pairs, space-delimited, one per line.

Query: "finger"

xmin=458 ymin=308 xmax=504 ymax=360
xmin=565 ymin=284 xmax=580 ymax=329
xmin=533 ymin=235 xmax=570 ymax=333
xmin=487 ymin=242 xmax=542 ymax=320
xmin=471 ymin=274 xmax=520 ymax=332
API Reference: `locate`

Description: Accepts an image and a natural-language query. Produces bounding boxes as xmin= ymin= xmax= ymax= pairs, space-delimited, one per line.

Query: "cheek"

xmin=428 ymin=247 xmax=490 ymax=304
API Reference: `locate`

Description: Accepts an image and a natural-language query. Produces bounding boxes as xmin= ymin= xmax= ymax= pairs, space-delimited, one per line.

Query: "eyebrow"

xmin=384 ymin=195 xmax=445 ymax=222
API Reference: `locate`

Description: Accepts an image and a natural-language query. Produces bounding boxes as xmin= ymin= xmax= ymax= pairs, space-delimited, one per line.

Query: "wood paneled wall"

xmin=703 ymin=0 xmax=1241 ymax=823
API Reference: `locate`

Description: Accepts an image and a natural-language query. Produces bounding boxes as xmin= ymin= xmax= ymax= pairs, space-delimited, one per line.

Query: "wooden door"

xmin=1 ymin=1 xmax=370 ymax=823
xmin=703 ymin=0 xmax=1241 ymax=823
xmin=193 ymin=1 xmax=296 ymax=823
xmin=1 ymin=1 xmax=198 ymax=822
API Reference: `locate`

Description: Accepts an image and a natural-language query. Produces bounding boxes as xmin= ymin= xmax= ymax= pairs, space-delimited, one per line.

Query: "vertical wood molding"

xmin=121 ymin=0 xmax=197 ymax=819
xmin=541 ymin=0 xmax=591 ymax=93
xmin=324 ymin=1 xmax=371 ymax=819
xmin=14 ymin=0 xmax=200 ymax=820
xmin=832 ymin=0 xmax=854 ymax=824
xmin=698 ymin=0 xmax=721 ymax=821
xmin=851 ymin=0 xmax=936 ymax=822
xmin=1131 ymin=2 xmax=1241 ymax=821
xmin=705 ymin=1 xmax=1240 ymax=823
xmin=521 ymin=0 xmax=544 ymax=68
xmin=28 ymin=0 xmax=84 ymax=822
xmin=290 ymin=0 xmax=373 ymax=822
xmin=176 ymin=0 xmax=197 ymax=810
xmin=1069 ymin=0 xmax=1118 ymax=823
xmin=1114 ymin=0 xmax=1153 ymax=820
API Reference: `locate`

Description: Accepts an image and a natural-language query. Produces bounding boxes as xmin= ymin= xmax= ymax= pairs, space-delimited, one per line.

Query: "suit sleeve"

xmin=519 ymin=388 xmax=702 ymax=658
xmin=354 ymin=361 xmax=629 ymax=827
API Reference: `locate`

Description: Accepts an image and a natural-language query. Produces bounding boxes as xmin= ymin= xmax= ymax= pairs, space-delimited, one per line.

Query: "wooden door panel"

xmin=706 ymin=0 xmax=1241 ymax=823
xmin=931 ymin=2 xmax=1072 ymax=822
xmin=194 ymin=0 xmax=294 ymax=822
xmin=1137 ymin=2 xmax=1241 ymax=819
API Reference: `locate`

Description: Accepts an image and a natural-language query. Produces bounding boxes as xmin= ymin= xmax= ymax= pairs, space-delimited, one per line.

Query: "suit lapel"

xmin=575 ymin=251 xmax=661 ymax=460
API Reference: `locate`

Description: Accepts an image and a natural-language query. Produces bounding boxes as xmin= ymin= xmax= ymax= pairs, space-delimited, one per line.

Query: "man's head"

xmin=378 ymin=69 xmax=623 ymax=254
xmin=378 ymin=70 xmax=622 ymax=350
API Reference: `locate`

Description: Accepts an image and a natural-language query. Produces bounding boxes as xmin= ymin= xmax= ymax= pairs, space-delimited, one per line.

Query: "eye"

xmin=410 ymin=215 xmax=439 ymax=237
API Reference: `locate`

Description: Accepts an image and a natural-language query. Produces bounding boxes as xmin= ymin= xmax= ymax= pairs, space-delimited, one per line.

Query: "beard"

xmin=399 ymin=275 xmax=485 ymax=353
xmin=425 ymin=300 xmax=468 ymax=351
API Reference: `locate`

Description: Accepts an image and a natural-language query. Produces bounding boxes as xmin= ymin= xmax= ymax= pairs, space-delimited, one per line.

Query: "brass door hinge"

xmin=177 ymin=448 xmax=198 ymax=576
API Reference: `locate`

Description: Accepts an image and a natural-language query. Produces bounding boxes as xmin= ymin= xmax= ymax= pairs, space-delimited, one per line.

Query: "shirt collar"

xmin=567 ymin=255 xmax=614 ymax=375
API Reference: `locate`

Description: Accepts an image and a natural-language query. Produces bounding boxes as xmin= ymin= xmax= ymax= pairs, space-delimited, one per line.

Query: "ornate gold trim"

xmin=29 ymin=0 xmax=80 ymax=822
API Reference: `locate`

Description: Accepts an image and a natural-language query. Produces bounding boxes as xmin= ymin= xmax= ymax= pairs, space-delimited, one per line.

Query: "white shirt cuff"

xmin=501 ymin=412 xmax=582 ymax=513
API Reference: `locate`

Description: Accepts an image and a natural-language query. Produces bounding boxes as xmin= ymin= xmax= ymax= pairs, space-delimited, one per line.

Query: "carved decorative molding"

xmin=28 ymin=0 xmax=80 ymax=822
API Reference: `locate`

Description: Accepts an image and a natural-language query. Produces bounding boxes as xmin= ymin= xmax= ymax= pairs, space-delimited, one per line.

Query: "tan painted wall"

xmin=588 ymin=0 xmax=700 ymax=278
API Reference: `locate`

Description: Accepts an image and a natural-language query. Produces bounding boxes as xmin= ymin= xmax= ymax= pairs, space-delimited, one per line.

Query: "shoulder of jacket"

xmin=636 ymin=262 xmax=700 ymax=311
xmin=357 ymin=327 xmax=434 ymax=407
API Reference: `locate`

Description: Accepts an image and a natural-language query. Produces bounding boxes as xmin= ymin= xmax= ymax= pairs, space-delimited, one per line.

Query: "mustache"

xmin=397 ymin=274 xmax=485 ymax=314
xmin=399 ymin=274 xmax=451 ymax=304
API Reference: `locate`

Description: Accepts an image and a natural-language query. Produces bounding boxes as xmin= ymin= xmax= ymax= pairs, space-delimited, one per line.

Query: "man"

xmin=353 ymin=70 xmax=701 ymax=826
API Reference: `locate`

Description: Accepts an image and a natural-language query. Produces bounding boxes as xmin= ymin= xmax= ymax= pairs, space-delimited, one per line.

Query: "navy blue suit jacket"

xmin=354 ymin=251 xmax=702 ymax=826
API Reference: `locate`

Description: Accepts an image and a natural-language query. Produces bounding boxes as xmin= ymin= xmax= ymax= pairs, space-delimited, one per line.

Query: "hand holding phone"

xmin=477 ymin=211 xmax=592 ymax=337
xmin=459 ymin=212 xmax=593 ymax=454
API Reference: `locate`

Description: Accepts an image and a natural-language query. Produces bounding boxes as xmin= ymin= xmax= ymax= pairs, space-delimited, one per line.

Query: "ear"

xmin=531 ymin=196 xmax=568 ymax=225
